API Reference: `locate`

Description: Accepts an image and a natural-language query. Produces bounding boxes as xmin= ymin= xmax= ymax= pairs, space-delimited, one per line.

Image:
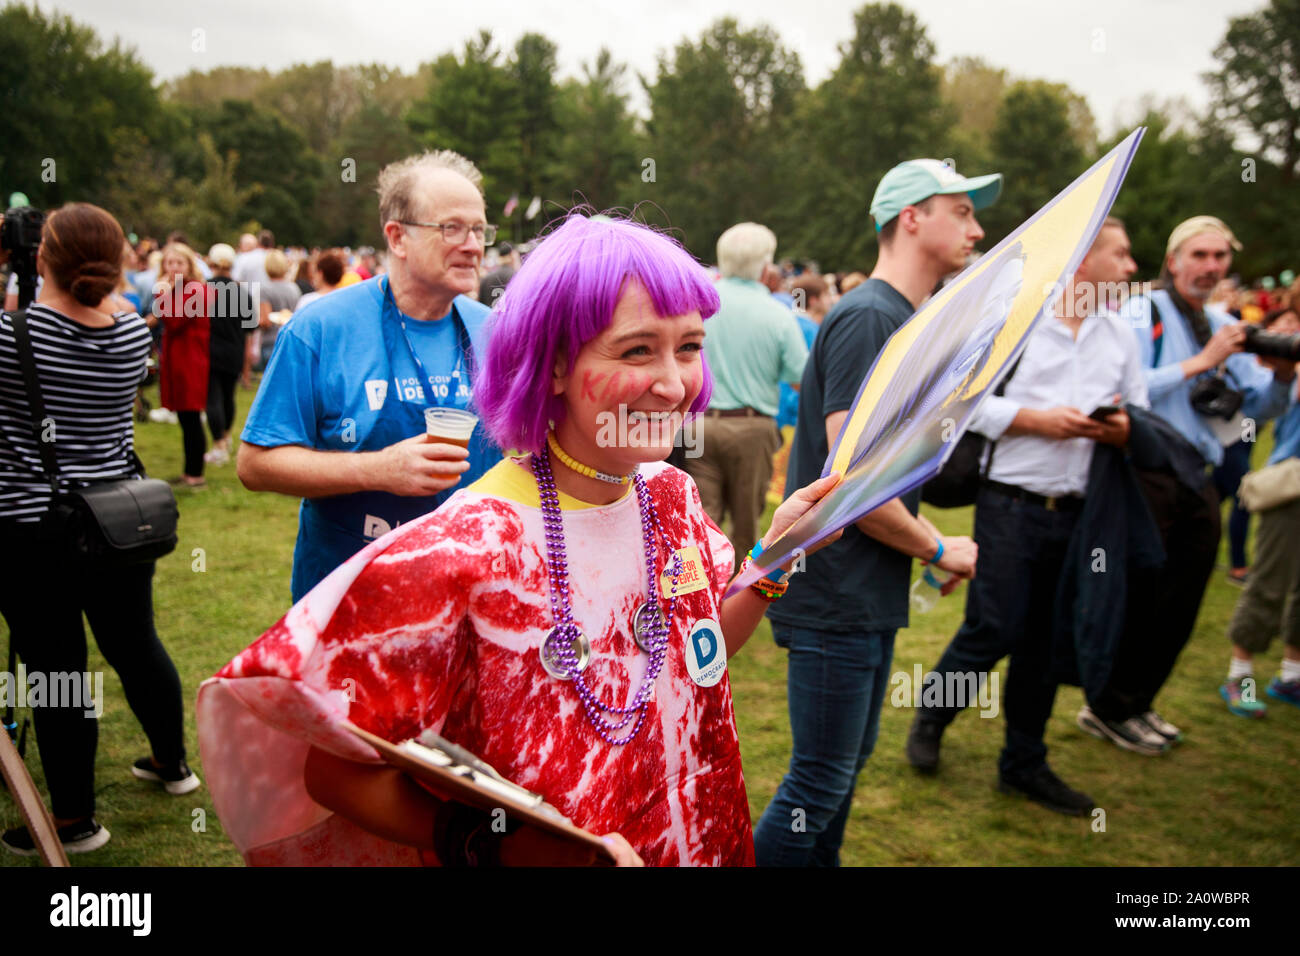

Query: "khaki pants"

xmin=1227 ymin=495 xmax=1300 ymax=653
xmin=682 ymin=414 xmax=781 ymax=568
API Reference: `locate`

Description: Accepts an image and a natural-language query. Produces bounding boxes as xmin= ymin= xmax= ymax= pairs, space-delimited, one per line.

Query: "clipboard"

xmin=342 ymin=722 xmax=617 ymax=865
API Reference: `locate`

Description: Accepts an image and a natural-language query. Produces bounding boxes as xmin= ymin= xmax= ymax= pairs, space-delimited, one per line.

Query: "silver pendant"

xmin=540 ymin=625 xmax=591 ymax=680
xmin=631 ymin=601 xmax=661 ymax=653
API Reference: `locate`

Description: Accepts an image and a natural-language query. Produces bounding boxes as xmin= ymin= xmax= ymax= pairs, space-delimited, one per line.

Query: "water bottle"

xmin=909 ymin=566 xmax=952 ymax=613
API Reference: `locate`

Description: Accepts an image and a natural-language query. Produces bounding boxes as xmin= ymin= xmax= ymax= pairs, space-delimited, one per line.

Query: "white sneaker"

xmin=203 ymin=447 xmax=229 ymax=465
xmin=147 ymin=408 xmax=178 ymax=424
xmin=1076 ymin=705 xmax=1168 ymax=756
xmin=1139 ymin=710 xmax=1182 ymax=745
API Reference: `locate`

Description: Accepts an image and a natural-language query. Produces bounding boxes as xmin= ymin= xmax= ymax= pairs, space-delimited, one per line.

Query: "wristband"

xmin=748 ymin=539 xmax=790 ymax=584
xmin=923 ymin=537 xmax=944 ymax=566
xmin=739 ymin=555 xmax=788 ymax=600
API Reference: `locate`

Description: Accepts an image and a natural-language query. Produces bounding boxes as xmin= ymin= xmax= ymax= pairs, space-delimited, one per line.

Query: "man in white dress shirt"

xmin=904 ymin=217 xmax=1145 ymax=814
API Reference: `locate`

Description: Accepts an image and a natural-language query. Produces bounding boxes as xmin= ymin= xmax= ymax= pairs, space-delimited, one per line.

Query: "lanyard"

xmin=381 ymin=276 xmax=471 ymax=406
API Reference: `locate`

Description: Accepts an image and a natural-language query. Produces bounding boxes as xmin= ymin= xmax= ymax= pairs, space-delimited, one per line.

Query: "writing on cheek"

xmin=600 ymin=370 xmax=623 ymax=401
xmin=581 ymin=370 xmax=606 ymax=402
xmin=619 ymin=372 xmax=652 ymax=402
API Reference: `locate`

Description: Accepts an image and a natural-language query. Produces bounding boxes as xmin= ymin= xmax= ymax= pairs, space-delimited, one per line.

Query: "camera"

xmin=1189 ymin=374 xmax=1244 ymax=420
xmin=2 ymin=205 xmax=46 ymax=309
xmin=1243 ymin=325 xmax=1300 ymax=362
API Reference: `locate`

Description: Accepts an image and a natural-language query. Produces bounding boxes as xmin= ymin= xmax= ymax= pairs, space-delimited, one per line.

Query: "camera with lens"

xmin=2 ymin=205 xmax=46 ymax=309
xmin=1189 ymin=374 xmax=1244 ymax=420
xmin=1242 ymin=325 xmax=1300 ymax=362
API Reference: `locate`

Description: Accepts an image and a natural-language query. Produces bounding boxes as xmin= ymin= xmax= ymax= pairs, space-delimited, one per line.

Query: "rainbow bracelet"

xmin=740 ymin=556 xmax=788 ymax=601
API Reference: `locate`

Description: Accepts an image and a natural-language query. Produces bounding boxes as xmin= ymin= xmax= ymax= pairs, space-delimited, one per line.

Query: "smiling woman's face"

xmin=552 ymin=281 xmax=705 ymax=472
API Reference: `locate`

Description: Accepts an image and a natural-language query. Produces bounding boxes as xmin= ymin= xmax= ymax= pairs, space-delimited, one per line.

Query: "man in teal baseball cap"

xmin=753 ymin=156 xmax=998 ymax=866
xmin=870 ymin=159 xmax=1002 ymax=232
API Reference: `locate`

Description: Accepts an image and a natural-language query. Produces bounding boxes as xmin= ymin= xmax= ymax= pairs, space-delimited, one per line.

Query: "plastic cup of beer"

xmin=425 ymin=407 xmax=478 ymax=448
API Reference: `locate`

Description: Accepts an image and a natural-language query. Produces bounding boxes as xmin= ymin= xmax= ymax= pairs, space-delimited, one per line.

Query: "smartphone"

xmin=1089 ymin=404 xmax=1121 ymax=421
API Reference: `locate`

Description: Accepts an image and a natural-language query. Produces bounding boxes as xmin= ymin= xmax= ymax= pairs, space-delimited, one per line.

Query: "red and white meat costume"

xmin=198 ymin=459 xmax=755 ymax=866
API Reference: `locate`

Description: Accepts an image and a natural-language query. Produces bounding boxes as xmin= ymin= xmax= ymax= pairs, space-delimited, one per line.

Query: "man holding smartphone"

xmin=905 ymin=217 xmax=1147 ymax=811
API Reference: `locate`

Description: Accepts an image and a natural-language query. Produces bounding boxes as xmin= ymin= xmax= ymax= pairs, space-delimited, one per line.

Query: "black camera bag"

xmin=9 ymin=309 xmax=178 ymax=564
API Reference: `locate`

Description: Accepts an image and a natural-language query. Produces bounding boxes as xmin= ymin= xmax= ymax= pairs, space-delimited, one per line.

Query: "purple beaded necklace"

xmin=534 ymin=443 xmax=680 ymax=746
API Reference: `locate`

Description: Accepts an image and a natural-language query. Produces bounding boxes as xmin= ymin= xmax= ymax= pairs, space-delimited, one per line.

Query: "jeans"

xmin=753 ymin=625 xmax=895 ymax=867
xmin=918 ymin=487 xmax=1077 ymax=778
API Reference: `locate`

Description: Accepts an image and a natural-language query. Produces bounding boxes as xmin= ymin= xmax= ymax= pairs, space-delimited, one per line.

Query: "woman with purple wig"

xmin=199 ymin=214 xmax=840 ymax=867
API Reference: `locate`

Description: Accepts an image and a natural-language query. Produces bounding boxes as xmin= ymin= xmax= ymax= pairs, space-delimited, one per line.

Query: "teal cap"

xmin=870 ymin=159 xmax=1002 ymax=232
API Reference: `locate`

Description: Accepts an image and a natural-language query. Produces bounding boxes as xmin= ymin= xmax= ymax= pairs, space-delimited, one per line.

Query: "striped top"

xmin=0 ymin=303 xmax=152 ymax=522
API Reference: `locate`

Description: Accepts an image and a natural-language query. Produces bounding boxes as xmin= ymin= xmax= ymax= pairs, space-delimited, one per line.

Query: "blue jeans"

xmin=753 ymin=625 xmax=896 ymax=867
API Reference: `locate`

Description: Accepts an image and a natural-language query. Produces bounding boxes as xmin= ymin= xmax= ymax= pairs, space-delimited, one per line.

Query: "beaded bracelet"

xmin=751 ymin=576 xmax=788 ymax=601
xmin=739 ymin=555 xmax=788 ymax=601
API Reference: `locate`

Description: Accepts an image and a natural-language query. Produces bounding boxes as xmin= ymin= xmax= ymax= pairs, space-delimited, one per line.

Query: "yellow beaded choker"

xmin=546 ymin=431 xmax=635 ymax=485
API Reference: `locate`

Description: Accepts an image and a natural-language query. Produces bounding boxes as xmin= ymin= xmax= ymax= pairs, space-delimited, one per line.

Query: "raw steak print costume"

xmin=197 ymin=458 xmax=753 ymax=866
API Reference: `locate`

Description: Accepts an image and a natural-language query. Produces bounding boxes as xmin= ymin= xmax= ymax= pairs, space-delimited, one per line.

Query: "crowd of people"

xmin=1 ymin=144 xmax=1297 ymax=866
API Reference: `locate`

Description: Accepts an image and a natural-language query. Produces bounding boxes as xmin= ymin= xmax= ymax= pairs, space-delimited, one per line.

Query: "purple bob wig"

xmin=476 ymin=214 xmax=720 ymax=454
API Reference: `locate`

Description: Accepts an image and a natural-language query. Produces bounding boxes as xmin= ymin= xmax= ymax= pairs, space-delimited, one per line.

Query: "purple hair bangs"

xmin=476 ymin=214 xmax=720 ymax=454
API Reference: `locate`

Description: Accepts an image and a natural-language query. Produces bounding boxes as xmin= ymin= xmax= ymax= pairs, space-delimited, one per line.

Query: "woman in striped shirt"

xmin=0 ymin=203 xmax=197 ymax=857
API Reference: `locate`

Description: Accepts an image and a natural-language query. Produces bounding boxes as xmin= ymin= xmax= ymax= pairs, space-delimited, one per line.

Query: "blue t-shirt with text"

xmin=241 ymin=277 xmax=502 ymax=601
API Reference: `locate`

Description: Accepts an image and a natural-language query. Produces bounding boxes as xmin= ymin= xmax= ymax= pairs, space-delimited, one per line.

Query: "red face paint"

xmin=581 ymin=370 xmax=606 ymax=402
xmin=600 ymin=370 xmax=623 ymax=401
xmin=618 ymin=371 xmax=652 ymax=402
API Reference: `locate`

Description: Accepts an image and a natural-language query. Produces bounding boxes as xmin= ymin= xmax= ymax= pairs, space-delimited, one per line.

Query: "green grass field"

xmin=2 ymin=384 xmax=1296 ymax=866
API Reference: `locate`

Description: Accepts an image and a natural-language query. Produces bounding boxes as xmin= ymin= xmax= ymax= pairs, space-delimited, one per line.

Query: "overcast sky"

xmin=39 ymin=0 xmax=1259 ymax=136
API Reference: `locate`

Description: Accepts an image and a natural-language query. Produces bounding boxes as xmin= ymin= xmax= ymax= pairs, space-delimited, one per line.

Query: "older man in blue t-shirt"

xmin=238 ymin=151 xmax=502 ymax=602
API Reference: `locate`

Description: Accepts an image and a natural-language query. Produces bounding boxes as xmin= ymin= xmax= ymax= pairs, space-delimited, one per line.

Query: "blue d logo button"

xmin=685 ymin=618 xmax=726 ymax=687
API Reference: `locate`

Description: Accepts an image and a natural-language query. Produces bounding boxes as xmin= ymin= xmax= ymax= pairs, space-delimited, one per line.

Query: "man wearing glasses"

xmin=238 ymin=150 xmax=502 ymax=601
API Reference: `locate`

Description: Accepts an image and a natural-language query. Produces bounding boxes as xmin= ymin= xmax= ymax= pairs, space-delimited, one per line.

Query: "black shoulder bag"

xmin=10 ymin=309 xmax=179 ymax=564
xmin=920 ymin=355 xmax=1023 ymax=508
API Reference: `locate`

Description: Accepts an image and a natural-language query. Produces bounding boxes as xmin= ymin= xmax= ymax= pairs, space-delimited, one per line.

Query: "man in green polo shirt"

xmin=685 ymin=222 xmax=808 ymax=566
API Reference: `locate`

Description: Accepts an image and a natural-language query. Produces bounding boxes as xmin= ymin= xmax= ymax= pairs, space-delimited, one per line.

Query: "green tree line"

xmin=2 ymin=0 xmax=1296 ymax=277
